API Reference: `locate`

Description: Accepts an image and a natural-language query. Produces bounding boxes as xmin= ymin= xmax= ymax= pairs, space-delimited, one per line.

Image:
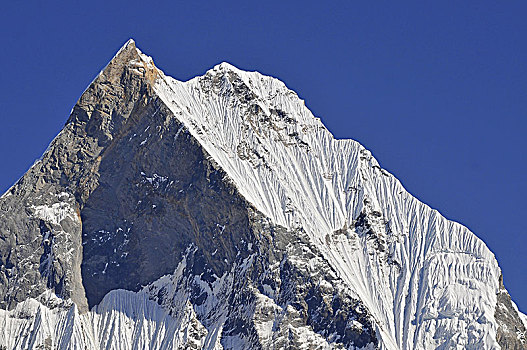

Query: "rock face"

xmin=495 ymin=276 xmax=527 ymax=349
xmin=0 ymin=40 xmax=525 ymax=349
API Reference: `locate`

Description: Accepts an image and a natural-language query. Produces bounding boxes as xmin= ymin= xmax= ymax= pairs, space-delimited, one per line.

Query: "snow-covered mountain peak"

xmin=213 ymin=61 xmax=242 ymax=73
xmin=0 ymin=40 xmax=525 ymax=350
xmin=144 ymin=42 xmax=527 ymax=348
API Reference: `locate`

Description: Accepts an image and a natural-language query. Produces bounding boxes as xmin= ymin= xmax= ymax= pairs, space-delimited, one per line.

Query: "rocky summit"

xmin=0 ymin=40 xmax=525 ymax=349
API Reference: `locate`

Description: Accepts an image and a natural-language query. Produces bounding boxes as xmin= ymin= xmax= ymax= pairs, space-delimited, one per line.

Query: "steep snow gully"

xmin=0 ymin=40 xmax=525 ymax=349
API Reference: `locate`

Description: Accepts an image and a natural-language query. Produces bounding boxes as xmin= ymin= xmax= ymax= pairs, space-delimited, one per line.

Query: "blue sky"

xmin=1 ymin=1 xmax=526 ymax=311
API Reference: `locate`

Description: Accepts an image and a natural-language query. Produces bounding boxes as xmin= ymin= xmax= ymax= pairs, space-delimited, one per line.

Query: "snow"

xmin=147 ymin=50 xmax=513 ymax=348
xmin=173 ymin=125 xmax=185 ymax=141
xmin=32 ymin=202 xmax=76 ymax=226
xmin=0 ymin=289 xmax=210 ymax=350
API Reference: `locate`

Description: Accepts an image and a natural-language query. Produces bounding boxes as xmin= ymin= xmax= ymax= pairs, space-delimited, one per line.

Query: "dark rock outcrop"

xmin=495 ymin=275 xmax=527 ymax=349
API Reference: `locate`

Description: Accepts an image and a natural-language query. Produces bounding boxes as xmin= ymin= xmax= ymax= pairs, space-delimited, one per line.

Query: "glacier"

xmin=0 ymin=39 xmax=525 ymax=349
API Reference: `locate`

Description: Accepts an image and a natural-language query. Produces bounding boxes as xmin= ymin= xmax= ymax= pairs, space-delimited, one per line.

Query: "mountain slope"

xmin=0 ymin=40 xmax=525 ymax=349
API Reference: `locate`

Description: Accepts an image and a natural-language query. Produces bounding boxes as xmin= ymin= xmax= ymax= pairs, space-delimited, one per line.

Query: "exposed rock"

xmin=496 ymin=275 xmax=527 ymax=349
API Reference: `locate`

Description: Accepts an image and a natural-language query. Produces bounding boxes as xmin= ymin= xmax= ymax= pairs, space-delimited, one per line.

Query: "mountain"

xmin=0 ymin=39 xmax=525 ymax=350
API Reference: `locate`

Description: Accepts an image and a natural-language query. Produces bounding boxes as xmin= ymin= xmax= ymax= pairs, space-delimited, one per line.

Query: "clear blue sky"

xmin=1 ymin=1 xmax=526 ymax=311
